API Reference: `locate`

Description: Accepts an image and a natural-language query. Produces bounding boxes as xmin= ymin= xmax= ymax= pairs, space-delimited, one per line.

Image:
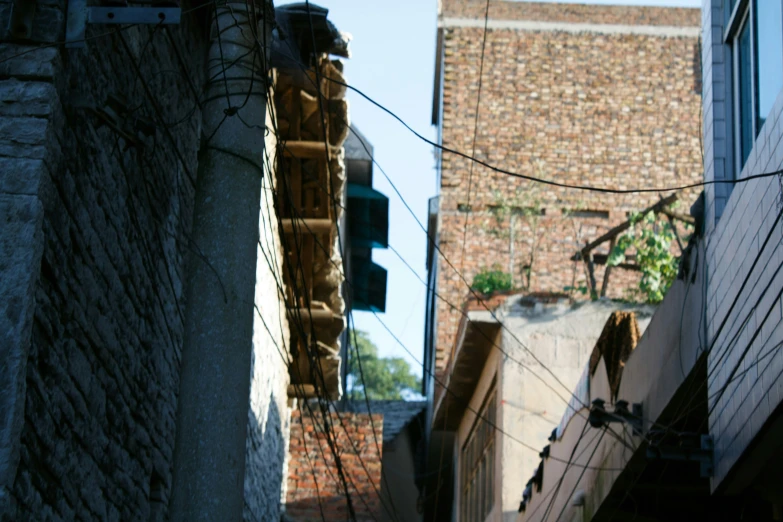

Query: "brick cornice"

xmin=439 ymin=17 xmax=701 ymax=37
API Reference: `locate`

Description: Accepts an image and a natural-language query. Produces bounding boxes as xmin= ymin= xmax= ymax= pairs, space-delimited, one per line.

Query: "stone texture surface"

xmin=433 ymin=5 xmax=703 ymax=375
xmin=0 ymin=6 xmax=292 ymax=521
xmin=244 ymin=114 xmax=292 ymax=522
xmin=285 ymin=408 xmax=384 ymax=522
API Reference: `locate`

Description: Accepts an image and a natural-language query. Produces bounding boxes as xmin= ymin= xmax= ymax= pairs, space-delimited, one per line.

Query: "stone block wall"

xmin=285 ymin=408 xmax=383 ymax=522
xmin=0 ymin=7 xmax=204 ymax=517
xmin=433 ymin=1 xmax=703 ymax=374
xmin=0 ymin=5 xmax=291 ymax=521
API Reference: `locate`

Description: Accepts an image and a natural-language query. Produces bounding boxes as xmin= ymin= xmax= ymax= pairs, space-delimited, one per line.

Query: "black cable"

xmin=549 ymin=429 xmax=606 ymax=522
xmin=278 ymin=194 xmax=625 ymax=471
xmin=539 ymin=419 xmax=591 ymax=522
xmin=321 ymin=75 xmax=783 ymax=194
xmin=459 ymin=0 xmax=492 ymax=268
xmin=263 ymin=84 xmax=400 ymax=522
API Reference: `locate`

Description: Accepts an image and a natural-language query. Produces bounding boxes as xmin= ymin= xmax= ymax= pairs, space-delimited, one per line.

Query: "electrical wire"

xmin=323 ymin=75 xmax=783 ymax=194
xmin=538 ymin=420 xmax=591 ymax=522
xmin=262 ymin=64 xmax=401 ymax=522
xmin=277 ymin=196 xmax=625 ymax=471
xmin=549 ymin=429 xmax=606 ymax=522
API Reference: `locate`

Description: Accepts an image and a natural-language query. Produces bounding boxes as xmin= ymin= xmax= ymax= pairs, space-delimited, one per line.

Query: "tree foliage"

xmin=607 ymin=211 xmax=686 ymax=303
xmin=348 ymin=330 xmax=421 ymax=400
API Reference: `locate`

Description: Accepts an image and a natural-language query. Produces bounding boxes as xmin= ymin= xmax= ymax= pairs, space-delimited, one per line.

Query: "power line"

xmin=322 ymin=74 xmax=783 ymax=194
xmin=538 ymin=420 xmax=591 ymax=522
xmin=262 ymin=79 xmax=400 ymax=522
xmin=279 ymin=195 xmax=625 ymax=471
xmin=459 ymin=0 xmax=492 ymax=268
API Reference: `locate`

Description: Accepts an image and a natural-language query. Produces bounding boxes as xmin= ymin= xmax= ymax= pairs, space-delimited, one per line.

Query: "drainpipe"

xmin=169 ymin=2 xmax=271 ymax=521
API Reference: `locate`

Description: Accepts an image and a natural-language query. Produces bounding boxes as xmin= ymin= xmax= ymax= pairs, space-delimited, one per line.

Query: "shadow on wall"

xmin=244 ymin=394 xmax=285 ymax=522
xmin=243 ymin=339 xmax=286 ymax=522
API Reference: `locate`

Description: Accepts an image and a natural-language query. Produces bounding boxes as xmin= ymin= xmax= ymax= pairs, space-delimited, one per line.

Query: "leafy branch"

xmin=606 ymin=211 xmax=690 ymax=304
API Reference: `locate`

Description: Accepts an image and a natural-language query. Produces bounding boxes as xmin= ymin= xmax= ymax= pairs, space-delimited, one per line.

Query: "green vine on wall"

xmin=606 ymin=211 xmax=690 ymax=304
xmin=482 ymin=186 xmax=544 ymax=290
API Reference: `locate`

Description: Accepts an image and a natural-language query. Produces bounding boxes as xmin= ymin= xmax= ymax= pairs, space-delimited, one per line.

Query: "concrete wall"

xmin=498 ymin=299 xmax=653 ymax=521
xmin=702 ymin=0 xmax=783 ymax=491
xmin=449 ymin=299 xmax=653 ymax=522
xmin=433 ymin=0 xmax=703 ymax=376
xmin=520 ymin=247 xmax=705 ymax=521
xmin=0 ymin=8 xmax=292 ymax=520
xmin=455 ymin=335 xmax=503 ymax=522
xmin=244 ymin=101 xmax=293 ymax=522
xmin=379 ymin=425 xmax=423 ymax=522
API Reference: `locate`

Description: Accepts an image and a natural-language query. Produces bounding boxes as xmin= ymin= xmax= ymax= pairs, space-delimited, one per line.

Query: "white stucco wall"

xmin=499 ymin=299 xmax=653 ymax=522
xmin=452 ymin=299 xmax=653 ymax=522
xmin=702 ymin=0 xmax=783 ymax=491
xmin=243 ymin=105 xmax=292 ymax=521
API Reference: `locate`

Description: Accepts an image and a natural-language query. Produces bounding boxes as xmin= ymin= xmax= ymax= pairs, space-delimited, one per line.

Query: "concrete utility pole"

xmin=169 ymin=2 xmax=271 ymax=520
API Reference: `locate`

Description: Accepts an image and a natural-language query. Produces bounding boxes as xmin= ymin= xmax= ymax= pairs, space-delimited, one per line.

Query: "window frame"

xmin=460 ymin=386 xmax=497 ymax=522
xmin=726 ymin=0 xmax=754 ymax=174
xmin=724 ymin=0 xmax=783 ymax=174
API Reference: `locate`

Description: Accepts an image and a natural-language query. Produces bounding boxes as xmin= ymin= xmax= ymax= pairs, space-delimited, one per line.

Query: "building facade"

xmin=427 ymin=0 xmax=703 ymax=380
xmin=428 ymin=295 xmax=653 ymax=521
xmin=702 ymin=0 xmax=783 ymax=503
xmin=519 ymin=1 xmax=783 ymax=518
xmin=0 ymin=2 xmax=385 ymax=520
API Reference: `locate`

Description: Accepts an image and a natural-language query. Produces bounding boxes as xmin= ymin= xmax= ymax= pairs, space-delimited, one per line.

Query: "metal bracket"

xmin=588 ymin=398 xmax=643 ymax=436
xmin=8 ymin=0 xmax=36 ymax=40
xmin=646 ymin=434 xmax=714 ymax=478
xmin=66 ymin=0 xmax=181 ymax=49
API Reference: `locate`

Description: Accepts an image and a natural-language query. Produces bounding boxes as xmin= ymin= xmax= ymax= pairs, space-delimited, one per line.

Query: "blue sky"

xmin=280 ymin=0 xmax=702 ymax=379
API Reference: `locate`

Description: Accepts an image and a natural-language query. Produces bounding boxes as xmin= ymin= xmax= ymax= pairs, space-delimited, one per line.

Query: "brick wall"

xmin=440 ymin=0 xmax=700 ymax=26
xmin=0 ymin=5 xmax=291 ymax=521
xmin=433 ymin=6 xmax=703 ymax=374
xmin=702 ymin=0 xmax=783 ymax=490
xmin=286 ymin=408 xmax=383 ymax=522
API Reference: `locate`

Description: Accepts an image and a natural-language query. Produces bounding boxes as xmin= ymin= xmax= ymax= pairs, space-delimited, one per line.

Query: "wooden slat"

xmin=600 ymin=237 xmax=616 ymax=297
xmin=288 ymin=306 xmax=343 ymax=325
xmin=591 ymin=253 xmax=640 ymax=271
xmin=578 ymin=193 xmax=679 ymax=257
xmin=281 ymin=218 xmax=332 ymax=235
xmin=287 ymin=384 xmax=316 ymax=398
xmin=283 ymin=140 xmax=333 ymax=159
xmin=659 ymin=207 xmax=696 ymax=225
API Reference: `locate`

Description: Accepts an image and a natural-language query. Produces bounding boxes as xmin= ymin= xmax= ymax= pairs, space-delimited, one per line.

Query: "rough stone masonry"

xmin=433 ymin=0 xmax=704 ymax=375
xmin=0 ymin=3 xmax=291 ymax=521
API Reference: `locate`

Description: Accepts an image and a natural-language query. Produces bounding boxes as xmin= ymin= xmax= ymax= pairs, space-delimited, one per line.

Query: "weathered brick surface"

xmin=0 ymin=6 xmax=291 ymax=522
xmin=285 ymin=409 xmax=383 ymax=522
xmin=440 ymin=0 xmax=700 ymax=26
xmin=434 ymin=10 xmax=703 ymax=374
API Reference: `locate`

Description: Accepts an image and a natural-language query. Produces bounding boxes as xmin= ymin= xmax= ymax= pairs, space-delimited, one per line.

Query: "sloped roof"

xmin=344 ymin=125 xmax=374 ymax=162
xmin=343 ymin=400 xmax=426 ymax=443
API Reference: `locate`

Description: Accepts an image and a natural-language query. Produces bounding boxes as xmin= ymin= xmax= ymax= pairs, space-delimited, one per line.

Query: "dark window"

xmin=739 ymin=17 xmax=754 ymax=166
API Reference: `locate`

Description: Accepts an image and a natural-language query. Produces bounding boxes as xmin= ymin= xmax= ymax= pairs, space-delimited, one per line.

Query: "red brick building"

xmin=427 ymin=0 xmax=704 ymax=378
